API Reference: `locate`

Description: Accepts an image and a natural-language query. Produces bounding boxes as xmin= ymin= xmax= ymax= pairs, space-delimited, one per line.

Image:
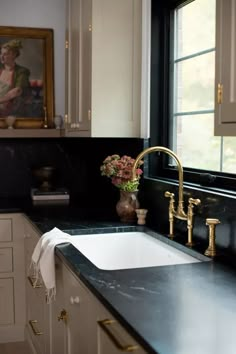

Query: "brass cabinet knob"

xmin=204 ymin=218 xmax=221 ymax=257
xmin=58 ymin=309 xmax=68 ymax=323
xmin=70 ymin=296 xmax=80 ymax=305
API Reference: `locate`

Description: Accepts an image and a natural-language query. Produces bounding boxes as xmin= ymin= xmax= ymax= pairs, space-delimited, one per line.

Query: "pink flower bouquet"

xmin=100 ymin=154 xmax=143 ymax=192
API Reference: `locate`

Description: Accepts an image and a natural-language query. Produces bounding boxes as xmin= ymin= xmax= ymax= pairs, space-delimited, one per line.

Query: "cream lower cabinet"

xmin=93 ymin=307 xmax=146 ymax=354
xmin=51 ymin=257 xmax=92 ymax=354
xmin=0 ymin=213 xmax=26 ymax=343
xmin=91 ymin=298 xmax=147 ymax=354
xmin=52 ymin=258 xmax=147 ymax=354
xmin=50 ymin=257 xmax=69 ymax=354
xmin=24 ymin=217 xmax=50 ymax=354
xmin=23 ymin=221 xmax=147 ymax=354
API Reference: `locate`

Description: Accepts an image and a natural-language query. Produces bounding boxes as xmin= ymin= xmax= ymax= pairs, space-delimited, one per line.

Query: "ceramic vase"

xmin=116 ymin=190 xmax=140 ymax=223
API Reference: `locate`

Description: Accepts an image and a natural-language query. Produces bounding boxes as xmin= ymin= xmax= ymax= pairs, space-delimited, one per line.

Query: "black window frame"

xmin=149 ymin=0 xmax=236 ymax=195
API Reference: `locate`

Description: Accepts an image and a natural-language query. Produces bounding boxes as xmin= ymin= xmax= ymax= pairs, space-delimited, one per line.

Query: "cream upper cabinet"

xmin=215 ymin=0 xmax=236 ymax=135
xmin=65 ymin=0 xmax=142 ymax=137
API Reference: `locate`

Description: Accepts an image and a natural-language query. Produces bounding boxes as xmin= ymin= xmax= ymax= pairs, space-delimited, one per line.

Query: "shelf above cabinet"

xmin=0 ymin=129 xmax=64 ymax=138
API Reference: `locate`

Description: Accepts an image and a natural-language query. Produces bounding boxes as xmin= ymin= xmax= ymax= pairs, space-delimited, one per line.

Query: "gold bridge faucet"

xmin=132 ymin=146 xmax=201 ymax=241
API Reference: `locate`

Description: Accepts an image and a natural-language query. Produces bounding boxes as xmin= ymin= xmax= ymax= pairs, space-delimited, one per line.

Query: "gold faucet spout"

xmin=132 ymin=146 xmax=187 ymax=220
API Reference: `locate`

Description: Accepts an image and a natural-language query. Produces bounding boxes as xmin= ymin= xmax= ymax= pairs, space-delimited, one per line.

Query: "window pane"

xmin=172 ymin=114 xmax=221 ymax=171
xmin=174 ymin=52 xmax=215 ymax=113
xmin=175 ymin=0 xmax=216 ymax=58
xmin=223 ymin=138 xmax=236 ymax=174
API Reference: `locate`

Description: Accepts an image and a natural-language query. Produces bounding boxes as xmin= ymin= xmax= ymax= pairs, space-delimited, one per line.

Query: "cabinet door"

xmin=215 ymin=0 xmax=236 ymax=135
xmin=0 ymin=213 xmax=26 ymax=343
xmin=91 ymin=0 xmax=142 ymax=138
xmin=0 ymin=278 xmax=14 ymax=325
xmin=26 ymin=282 xmax=47 ymax=354
xmin=51 ymin=257 xmax=67 ymax=354
xmin=65 ymin=0 xmax=92 ymax=136
xmin=0 ymin=218 xmax=12 ymax=242
xmin=62 ymin=262 xmax=90 ymax=354
xmin=24 ymin=218 xmax=50 ymax=354
xmin=65 ymin=0 xmax=142 ymax=138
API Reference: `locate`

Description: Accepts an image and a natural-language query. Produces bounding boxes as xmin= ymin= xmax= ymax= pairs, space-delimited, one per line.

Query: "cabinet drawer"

xmin=96 ymin=301 xmax=148 ymax=354
xmin=0 ymin=219 xmax=12 ymax=242
xmin=26 ymin=282 xmax=47 ymax=354
xmin=0 ymin=248 xmax=13 ymax=273
xmin=0 ymin=278 xmax=14 ymax=325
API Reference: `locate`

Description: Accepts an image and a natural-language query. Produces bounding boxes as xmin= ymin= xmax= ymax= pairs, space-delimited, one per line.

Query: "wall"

xmin=0 ymin=0 xmax=66 ymax=118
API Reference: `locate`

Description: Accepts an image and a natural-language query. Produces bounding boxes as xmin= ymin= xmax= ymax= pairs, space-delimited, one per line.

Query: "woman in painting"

xmin=0 ymin=39 xmax=31 ymax=118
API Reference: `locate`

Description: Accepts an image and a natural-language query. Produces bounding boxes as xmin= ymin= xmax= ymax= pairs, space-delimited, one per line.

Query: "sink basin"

xmin=70 ymin=231 xmax=201 ymax=270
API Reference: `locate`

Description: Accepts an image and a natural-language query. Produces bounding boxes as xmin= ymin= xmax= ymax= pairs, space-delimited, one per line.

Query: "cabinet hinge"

xmin=65 ymin=40 xmax=69 ymax=49
xmin=89 ymin=24 xmax=92 ymax=32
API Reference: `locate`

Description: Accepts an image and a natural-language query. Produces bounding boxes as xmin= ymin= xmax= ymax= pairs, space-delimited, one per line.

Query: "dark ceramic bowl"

xmin=33 ymin=166 xmax=55 ymax=191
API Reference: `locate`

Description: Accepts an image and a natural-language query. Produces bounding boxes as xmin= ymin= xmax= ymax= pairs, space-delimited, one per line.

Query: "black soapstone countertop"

xmin=1 ymin=199 xmax=236 ymax=354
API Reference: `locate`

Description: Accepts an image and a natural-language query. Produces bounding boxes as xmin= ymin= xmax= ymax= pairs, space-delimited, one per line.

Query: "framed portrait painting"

xmin=0 ymin=26 xmax=54 ymax=128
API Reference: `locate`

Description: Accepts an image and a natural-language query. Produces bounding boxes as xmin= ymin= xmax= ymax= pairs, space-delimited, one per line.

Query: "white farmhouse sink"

xmin=70 ymin=231 xmax=201 ymax=270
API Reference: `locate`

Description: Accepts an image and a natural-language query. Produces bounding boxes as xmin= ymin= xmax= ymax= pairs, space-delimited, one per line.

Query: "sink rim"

xmin=67 ymin=229 xmax=210 ymax=270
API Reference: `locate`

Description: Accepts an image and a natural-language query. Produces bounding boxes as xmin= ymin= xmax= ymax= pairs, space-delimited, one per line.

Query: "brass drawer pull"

xmin=98 ymin=319 xmax=139 ymax=352
xmin=27 ymin=275 xmax=42 ymax=288
xmin=29 ymin=320 xmax=43 ymax=336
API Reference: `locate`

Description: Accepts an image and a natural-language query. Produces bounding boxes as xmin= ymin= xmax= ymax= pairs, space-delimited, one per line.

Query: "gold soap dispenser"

xmin=204 ymin=218 xmax=221 ymax=257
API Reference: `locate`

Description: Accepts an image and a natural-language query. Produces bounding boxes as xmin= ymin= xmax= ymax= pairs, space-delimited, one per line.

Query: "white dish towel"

xmin=30 ymin=227 xmax=71 ymax=303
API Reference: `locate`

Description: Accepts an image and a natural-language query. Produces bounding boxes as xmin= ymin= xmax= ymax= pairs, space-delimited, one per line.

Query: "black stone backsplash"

xmin=139 ymin=178 xmax=236 ymax=258
xmin=0 ymin=137 xmax=235 ymax=256
xmin=0 ymin=137 xmax=144 ymax=204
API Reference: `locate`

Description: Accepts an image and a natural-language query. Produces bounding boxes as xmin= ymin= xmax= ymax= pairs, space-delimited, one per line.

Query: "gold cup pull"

xmin=98 ymin=319 xmax=139 ymax=352
xmin=204 ymin=218 xmax=221 ymax=257
xmin=27 ymin=275 xmax=42 ymax=288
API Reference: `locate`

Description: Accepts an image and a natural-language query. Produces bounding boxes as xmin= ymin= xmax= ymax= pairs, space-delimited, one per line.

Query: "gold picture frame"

xmin=0 ymin=26 xmax=54 ymax=129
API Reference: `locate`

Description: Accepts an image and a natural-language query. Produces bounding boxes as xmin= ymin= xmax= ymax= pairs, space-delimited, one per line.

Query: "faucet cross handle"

xmin=164 ymin=191 xmax=175 ymax=203
xmin=188 ymin=197 xmax=201 ymax=207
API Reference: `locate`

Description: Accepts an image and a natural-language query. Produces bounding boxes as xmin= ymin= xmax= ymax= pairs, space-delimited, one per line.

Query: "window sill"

xmin=144 ymin=176 xmax=236 ymax=198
